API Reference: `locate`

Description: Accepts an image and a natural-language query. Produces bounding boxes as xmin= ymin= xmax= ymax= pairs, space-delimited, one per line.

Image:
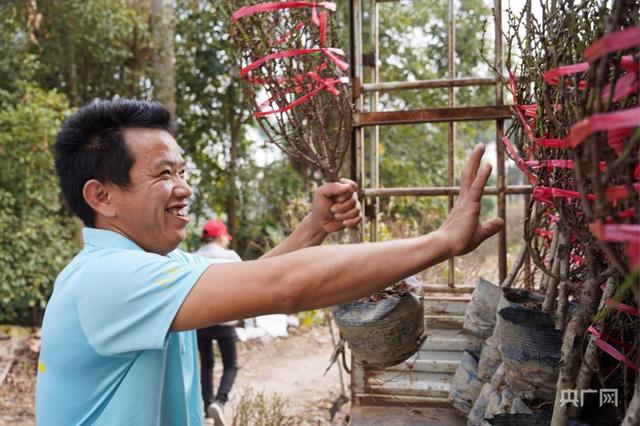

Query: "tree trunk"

xmin=502 ymin=245 xmax=527 ymax=288
xmin=129 ymin=24 xmax=140 ymax=98
xmin=570 ymin=276 xmax=616 ymax=418
xmin=226 ymin=80 xmax=240 ymax=245
xmin=543 ymin=233 xmax=567 ymax=313
xmin=555 ymin=241 xmax=570 ymax=331
xmin=540 ymin=227 xmax=559 ymax=292
xmin=63 ymin=24 xmax=79 ymax=105
xmin=551 ymin=246 xmax=603 ymax=426
xmin=150 ymin=0 xmax=176 ymax=117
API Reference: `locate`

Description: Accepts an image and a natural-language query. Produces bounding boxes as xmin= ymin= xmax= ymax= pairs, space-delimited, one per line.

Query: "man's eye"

xmin=179 ymin=169 xmax=186 ymax=177
xmin=162 ymin=170 xmax=171 ymax=175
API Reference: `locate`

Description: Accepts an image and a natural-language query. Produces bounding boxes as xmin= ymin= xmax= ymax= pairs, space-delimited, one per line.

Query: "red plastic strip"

xmin=520 ymin=104 xmax=538 ymax=118
xmin=571 ymin=253 xmax=585 ymax=265
xmin=533 ymin=185 xmax=639 ymax=204
xmin=543 ymin=62 xmax=589 ymax=85
xmin=508 ymin=71 xmax=537 ymax=144
xmin=620 ymin=55 xmax=639 ymax=73
xmin=565 ymin=107 xmax=640 ymax=148
xmin=520 ymin=104 xmax=562 ymax=118
xmin=319 ymin=11 xmax=326 ymax=47
xmin=254 ymin=76 xmax=348 ymax=117
xmin=535 ymin=228 xmax=554 ymax=239
xmin=231 ymin=2 xmax=336 ymax=21
xmin=533 ymin=187 xmax=596 ymax=204
xmin=626 ymin=240 xmax=640 ymax=270
xmin=274 ymin=22 xmax=306 ymax=46
xmin=501 ymin=136 xmax=537 ymax=184
xmin=613 ymin=208 xmax=637 ymax=220
xmin=589 ymin=222 xmax=640 ymax=243
xmin=584 ymin=26 xmax=640 ymax=63
xmin=524 ymin=159 xmax=606 ymax=172
xmin=535 ymin=138 xmax=567 ymax=148
xmin=605 ymin=299 xmax=640 ymax=317
xmin=590 ymin=222 xmax=640 ymax=269
xmin=601 ymin=71 xmax=639 ymax=103
xmin=589 ymin=326 xmax=634 ymax=351
xmin=240 ymin=47 xmax=348 ymax=77
xmin=588 ymin=326 xmax=639 ymax=372
xmin=605 ymin=183 xmax=640 ymax=201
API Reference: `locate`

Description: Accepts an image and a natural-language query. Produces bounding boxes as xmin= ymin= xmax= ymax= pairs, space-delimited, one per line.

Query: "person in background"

xmin=194 ymin=219 xmax=240 ymax=426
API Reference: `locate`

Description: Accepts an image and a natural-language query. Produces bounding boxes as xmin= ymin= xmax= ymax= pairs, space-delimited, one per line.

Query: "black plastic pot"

xmin=498 ymin=307 xmax=562 ymax=400
xmin=477 ymin=289 xmax=546 ymax=381
xmin=499 ymin=307 xmax=562 ymax=363
xmin=332 ymin=277 xmax=425 ymax=368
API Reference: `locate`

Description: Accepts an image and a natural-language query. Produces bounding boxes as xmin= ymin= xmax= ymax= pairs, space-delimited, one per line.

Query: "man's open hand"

xmin=438 ymin=144 xmax=504 ymax=257
xmin=311 ymin=178 xmax=362 ymax=234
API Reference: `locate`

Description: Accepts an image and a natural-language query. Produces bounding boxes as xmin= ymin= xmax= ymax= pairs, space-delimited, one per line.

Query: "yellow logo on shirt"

xmin=155 ymin=266 xmax=181 ymax=287
xmin=38 ymin=360 xmax=46 ymax=374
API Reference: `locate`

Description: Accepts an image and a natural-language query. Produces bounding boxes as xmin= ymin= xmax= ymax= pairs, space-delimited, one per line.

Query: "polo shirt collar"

xmin=82 ymin=227 xmax=145 ymax=251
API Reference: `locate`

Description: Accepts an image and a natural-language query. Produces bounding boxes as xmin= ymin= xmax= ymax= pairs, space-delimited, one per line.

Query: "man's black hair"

xmin=55 ymin=99 xmax=175 ymax=227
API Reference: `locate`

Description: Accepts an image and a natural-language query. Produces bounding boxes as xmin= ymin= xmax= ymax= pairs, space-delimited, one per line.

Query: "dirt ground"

xmin=228 ymin=324 xmax=348 ymax=425
xmin=0 ymin=324 xmax=347 ymax=426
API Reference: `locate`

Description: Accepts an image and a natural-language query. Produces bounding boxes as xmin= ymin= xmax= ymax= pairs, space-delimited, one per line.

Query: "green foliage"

xmin=230 ymin=159 xmax=309 ymax=259
xmin=174 ymin=0 xmax=250 ymax=226
xmin=295 ymin=309 xmax=327 ymax=328
xmin=0 ymin=85 xmax=80 ymax=324
xmin=0 ymin=3 xmax=38 ymax=99
xmin=32 ymin=0 xmax=152 ymax=103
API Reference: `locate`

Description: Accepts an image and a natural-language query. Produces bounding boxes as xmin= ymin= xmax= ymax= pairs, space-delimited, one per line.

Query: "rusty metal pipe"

xmin=362 ymin=185 xmax=532 ymax=197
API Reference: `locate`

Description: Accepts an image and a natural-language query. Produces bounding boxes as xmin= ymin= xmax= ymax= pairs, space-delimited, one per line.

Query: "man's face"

xmin=105 ymin=128 xmax=191 ymax=255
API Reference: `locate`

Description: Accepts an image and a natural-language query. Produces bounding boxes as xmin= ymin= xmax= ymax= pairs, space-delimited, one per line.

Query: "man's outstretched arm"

xmin=172 ymin=145 xmax=503 ymax=331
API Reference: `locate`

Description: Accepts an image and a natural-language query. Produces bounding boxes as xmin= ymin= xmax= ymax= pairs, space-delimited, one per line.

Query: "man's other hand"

xmin=437 ymin=144 xmax=504 ymax=257
xmin=311 ymin=178 xmax=362 ymax=234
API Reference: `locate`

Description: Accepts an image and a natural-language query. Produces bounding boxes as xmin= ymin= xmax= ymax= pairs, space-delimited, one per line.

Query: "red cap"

xmin=201 ymin=219 xmax=232 ymax=240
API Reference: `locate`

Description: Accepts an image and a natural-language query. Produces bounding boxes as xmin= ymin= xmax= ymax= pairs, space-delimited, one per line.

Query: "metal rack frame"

xmin=349 ymin=0 xmax=533 ymax=289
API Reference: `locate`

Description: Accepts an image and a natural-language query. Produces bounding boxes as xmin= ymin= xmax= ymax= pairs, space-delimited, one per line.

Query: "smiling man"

xmin=35 ymin=99 xmax=503 ymax=425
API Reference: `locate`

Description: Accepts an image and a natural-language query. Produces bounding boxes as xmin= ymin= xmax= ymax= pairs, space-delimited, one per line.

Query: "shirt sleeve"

xmin=77 ymin=249 xmax=214 ymax=357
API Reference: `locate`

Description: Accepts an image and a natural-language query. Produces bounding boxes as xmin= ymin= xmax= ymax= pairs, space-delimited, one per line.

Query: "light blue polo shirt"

xmin=36 ymin=228 xmax=217 ymax=425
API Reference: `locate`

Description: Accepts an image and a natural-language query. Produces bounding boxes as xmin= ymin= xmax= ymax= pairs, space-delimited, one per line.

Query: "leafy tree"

xmin=0 ymin=84 xmax=79 ymax=324
xmin=32 ymin=0 xmax=152 ymax=103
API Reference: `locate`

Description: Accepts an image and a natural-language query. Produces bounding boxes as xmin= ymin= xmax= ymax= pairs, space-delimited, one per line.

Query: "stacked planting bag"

xmin=450 ymin=278 xmax=558 ymax=425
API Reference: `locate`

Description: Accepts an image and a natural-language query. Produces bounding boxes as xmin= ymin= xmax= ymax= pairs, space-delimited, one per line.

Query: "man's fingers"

xmin=342 ymin=216 xmax=362 ymax=228
xmin=332 ymin=196 xmax=357 ymax=213
xmin=339 ymin=178 xmax=358 ymax=190
xmin=320 ymin=179 xmax=358 ymax=201
xmin=469 ymin=163 xmax=492 ymax=197
xmin=333 ymin=207 xmax=360 ymax=221
xmin=460 ymin=144 xmax=485 ymax=192
xmin=335 ymin=193 xmax=352 ymax=203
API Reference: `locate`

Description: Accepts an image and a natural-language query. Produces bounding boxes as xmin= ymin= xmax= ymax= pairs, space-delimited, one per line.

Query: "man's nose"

xmin=174 ymin=177 xmax=192 ymax=198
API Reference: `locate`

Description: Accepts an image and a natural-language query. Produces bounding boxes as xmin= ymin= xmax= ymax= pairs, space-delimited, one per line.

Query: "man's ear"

xmin=83 ymin=179 xmax=117 ymax=218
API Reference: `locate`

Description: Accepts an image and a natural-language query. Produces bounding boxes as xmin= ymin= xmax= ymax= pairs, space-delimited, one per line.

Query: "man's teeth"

xmin=168 ymin=207 xmax=186 ymax=217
